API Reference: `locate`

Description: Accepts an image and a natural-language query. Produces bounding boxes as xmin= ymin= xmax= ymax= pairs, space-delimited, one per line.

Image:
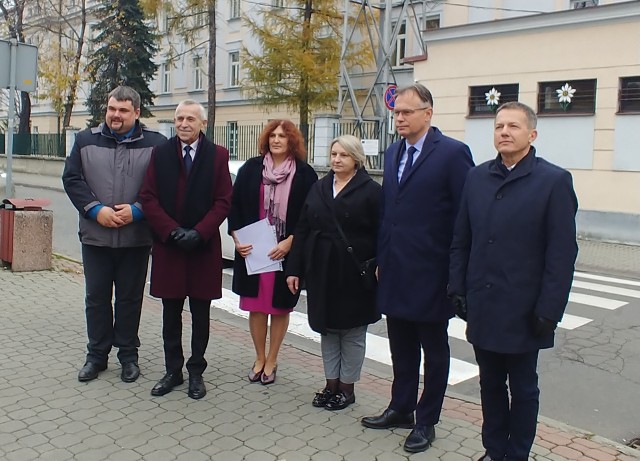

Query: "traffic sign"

xmin=384 ymin=85 xmax=397 ymax=110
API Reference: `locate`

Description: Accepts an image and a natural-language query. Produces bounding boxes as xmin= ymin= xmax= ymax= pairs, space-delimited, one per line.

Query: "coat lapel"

xmin=399 ymin=127 xmax=440 ymax=186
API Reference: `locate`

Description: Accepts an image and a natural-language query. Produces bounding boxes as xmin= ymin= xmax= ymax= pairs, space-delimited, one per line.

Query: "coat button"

xmin=485 ymin=283 xmax=492 ymax=289
xmin=488 ymin=239 xmax=494 ymax=244
xmin=496 ymin=193 xmax=503 ymax=200
xmin=344 ymin=212 xmax=350 ymax=218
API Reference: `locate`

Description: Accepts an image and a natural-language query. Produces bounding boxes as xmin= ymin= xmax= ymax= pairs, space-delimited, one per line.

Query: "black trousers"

xmin=162 ymin=298 xmax=211 ymax=376
xmin=386 ymin=317 xmax=450 ymax=426
xmin=81 ymin=244 xmax=150 ymax=365
xmin=474 ymin=347 xmax=540 ymax=461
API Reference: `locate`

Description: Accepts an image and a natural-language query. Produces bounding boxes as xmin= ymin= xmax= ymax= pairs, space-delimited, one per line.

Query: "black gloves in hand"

xmin=169 ymin=227 xmax=188 ymax=242
xmin=450 ymin=294 xmax=467 ymax=321
xmin=531 ymin=315 xmax=557 ymax=337
xmin=170 ymin=227 xmax=202 ymax=251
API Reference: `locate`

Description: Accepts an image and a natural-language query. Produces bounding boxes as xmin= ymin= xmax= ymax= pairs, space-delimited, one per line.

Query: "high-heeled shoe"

xmin=248 ymin=363 xmax=263 ymax=383
xmin=261 ymin=365 xmax=277 ymax=385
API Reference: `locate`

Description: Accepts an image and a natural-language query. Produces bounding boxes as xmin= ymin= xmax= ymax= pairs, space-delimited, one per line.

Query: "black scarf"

xmin=154 ymin=135 xmax=216 ymax=228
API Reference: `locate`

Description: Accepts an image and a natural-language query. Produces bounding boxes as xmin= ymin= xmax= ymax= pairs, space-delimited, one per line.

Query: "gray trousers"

xmin=320 ymin=326 xmax=368 ymax=383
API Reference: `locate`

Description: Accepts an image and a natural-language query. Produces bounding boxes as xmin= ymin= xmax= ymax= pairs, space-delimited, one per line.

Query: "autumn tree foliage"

xmin=242 ymin=0 xmax=372 ymax=138
xmin=85 ymin=0 xmax=158 ymax=126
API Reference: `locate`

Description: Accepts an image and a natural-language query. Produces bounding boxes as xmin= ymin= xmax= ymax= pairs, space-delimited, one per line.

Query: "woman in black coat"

xmin=286 ymin=135 xmax=381 ymax=410
xmin=229 ymin=120 xmax=317 ymax=385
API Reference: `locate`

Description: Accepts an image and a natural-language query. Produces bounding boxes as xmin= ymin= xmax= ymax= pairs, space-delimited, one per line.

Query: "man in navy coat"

xmin=448 ymin=101 xmax=578 ymax=461
xmin=361 ymin=83 xmax=474 ymax=453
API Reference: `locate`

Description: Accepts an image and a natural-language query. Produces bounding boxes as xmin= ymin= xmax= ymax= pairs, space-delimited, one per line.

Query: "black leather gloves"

xmin=170 ymin=227 xmax=188 ymax=242
xmin=531 ymin=315 xmax=557 ymax=337
xmin=170 ymin=227 xmax=202 ymax=251
xmin=450 ymin=294 xmax=467 ymax=321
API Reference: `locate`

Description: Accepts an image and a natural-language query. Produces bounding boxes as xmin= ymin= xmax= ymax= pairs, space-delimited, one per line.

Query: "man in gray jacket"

xmin=63 ymin=86 xmax=166 ymax=383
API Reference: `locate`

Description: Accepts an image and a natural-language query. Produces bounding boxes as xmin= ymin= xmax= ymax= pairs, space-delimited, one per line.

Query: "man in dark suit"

xmin=449 ymin=101 xmax=578 ymax=461
xmin=361 ymin=83 xmax=474 ymax=453
xmin=140 ymin=100 xmax=232 ymax=400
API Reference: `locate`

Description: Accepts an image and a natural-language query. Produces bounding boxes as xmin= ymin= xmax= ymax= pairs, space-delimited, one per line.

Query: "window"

xmin=227 ymin=121 xmax=238 ymax=158
xmin=468 ymin=84 xmax=519 ymax=117
xmin=193 ymin=56 xmax=203 ymax=90
xmin=194 ymin=8 xmax=206 ymax=27
xmin=229 ymin=52 xmax=240 ymax=87
xmin=161 ymin=63 xmax=171 ymax=93
xmin=230 ymin=0 xmax=240 ymax=19
xmin=619 ymin=77 xmax=640 ymax=113
xmin=425 ymin=15 xmax=440 ymax=31
xmin=391 ymin=22 xmax=406 ymax=67
xmin=571 ymin=0 xmax=598 ymax=8
xmin=537 ymin=79 xmax=596 ymax=115
xmin=272 ymin=0 xmax=284 ymax=8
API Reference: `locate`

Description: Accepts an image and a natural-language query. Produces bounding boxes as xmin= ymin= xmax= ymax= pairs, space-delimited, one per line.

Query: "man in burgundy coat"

xmin=140 ymin=99 xmax=232 ymax=399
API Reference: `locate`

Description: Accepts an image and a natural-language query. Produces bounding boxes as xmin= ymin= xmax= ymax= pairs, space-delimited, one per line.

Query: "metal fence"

xmin=333 ymin=121 xmax=400 ymax=170
xmin=210 ymin=123 xmax=315 ymax=164
xmin=0 ymin=133 xmax=65 ymax=157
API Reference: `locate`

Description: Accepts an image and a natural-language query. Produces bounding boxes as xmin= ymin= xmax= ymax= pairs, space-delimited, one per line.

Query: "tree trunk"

xmin=207 ymin=0 xmax=217 ymax=135
xmin=63 ymin=0 xmax=87 ymax=130
xmin=299 ymin=0 xmax=313 ymax=148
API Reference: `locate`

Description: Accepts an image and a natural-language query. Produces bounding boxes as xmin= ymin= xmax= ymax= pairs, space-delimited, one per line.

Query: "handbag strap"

xmin=319 ymin=186 xmax=365 ymax=272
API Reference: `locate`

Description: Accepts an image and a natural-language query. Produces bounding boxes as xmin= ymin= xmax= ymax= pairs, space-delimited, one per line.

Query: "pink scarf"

xmin=262 ymin=153 xmax=296 ymax=238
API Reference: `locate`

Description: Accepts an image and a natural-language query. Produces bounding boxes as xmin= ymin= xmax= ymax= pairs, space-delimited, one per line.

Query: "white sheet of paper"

xmin=234 ymin=218 xmax=283 ymax=273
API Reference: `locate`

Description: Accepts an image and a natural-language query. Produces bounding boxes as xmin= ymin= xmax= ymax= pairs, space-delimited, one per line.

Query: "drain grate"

xmin=628 ymin=438 xmax=640 ymax=449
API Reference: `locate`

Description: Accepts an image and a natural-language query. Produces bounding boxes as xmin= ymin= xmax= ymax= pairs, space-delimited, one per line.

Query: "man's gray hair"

xmin=176 ymin=99 xmax=207 ymax=121
xmin=395 ymin=83 xmax=434 ymax=108
xmin=496 ymin=101 xmax=537 ymax=129
xmin=108 ymin=86 xmax=141 ymax=110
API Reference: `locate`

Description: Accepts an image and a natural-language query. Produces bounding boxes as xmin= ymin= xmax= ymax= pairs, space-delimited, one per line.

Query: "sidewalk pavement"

xmin=0 ymin=257 xmax=638 ymax=461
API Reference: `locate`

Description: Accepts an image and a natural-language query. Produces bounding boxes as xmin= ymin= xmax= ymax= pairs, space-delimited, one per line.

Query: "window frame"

xmin=468 ymin=84 xmax=519 ymax=118
xmin=618 ymin=76 xmax=640 ymax=114
xmin=537 ymin=79 xmax=597 ymax=115
xmin=230 ymin=0 xmax=241 ymax=19
xmin=391 ymin=22 xmax=406 ymax=67
xmin=229 ymin=52 xmax=240 ymax=87
xmin=192 ymin=56 xmax=203 ymax=91
xmin=161 ymin=63 xmax=171 ymax=94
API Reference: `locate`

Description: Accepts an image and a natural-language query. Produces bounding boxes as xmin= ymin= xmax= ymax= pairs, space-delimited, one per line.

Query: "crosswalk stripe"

xmin=558 ymin=313 xmax=592 ymax=330
xmin=574 ymin=271 xmax=640 ymax=287
xmin=213 ymin=288 xmax=479 ymax=385
xmin=572 ymin=280 xmax=640 ymax=299
xmin=569 ymin=292 xmax=627 ymax=310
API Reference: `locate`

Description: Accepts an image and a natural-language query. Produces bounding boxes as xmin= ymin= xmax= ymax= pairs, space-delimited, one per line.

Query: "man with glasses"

xmin=361 ymin=83 xmax=474 ymax=453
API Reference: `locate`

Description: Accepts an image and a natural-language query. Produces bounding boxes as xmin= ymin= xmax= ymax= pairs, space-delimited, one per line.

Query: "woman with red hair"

xmin=229 ymin=120 xmax=317 ymax=385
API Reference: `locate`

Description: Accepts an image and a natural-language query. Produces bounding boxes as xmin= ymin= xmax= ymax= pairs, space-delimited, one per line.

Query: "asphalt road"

xmin=15 ymin=183 xmax=640 ymax=446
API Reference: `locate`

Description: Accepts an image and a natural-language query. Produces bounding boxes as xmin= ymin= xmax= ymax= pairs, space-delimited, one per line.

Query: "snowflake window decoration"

xmin=556 ymin=83 xmax=576 ymax=111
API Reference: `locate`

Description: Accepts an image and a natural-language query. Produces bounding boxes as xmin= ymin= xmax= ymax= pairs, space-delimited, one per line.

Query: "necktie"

xmin=183 ymin=145 xmax=193 ymax=176
xmin=400 ymin=146 xmax=417 ymax=183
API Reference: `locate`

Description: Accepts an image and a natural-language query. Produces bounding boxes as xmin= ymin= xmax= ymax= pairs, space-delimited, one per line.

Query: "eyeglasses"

xmin=393 ymin=107 xmax=431 ymax=117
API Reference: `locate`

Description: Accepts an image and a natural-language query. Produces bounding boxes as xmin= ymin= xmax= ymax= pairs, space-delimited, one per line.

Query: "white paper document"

xmin=233 ymin=218 xmax=283 ymax=275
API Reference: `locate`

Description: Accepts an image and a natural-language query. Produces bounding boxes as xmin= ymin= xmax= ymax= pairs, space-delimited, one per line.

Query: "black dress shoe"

xmin=78 ymin=362 xmax=107 ymax=382
xmin=361 ymin=407 xmax=415 ymax=429
xmin=151 ymin=372 xmax=184 ymax=396
xmin=121 ymin=362 xmax=140 ymax=383
xmin=188 ymin=375 xmax=206 ymax=400
xmin=324 ymin=391 xmax=355 ymax=411
xmin=403 ymin=425 xmax=436 ymax=453
xmin=477 ymin=453 xmax=499 ymax=461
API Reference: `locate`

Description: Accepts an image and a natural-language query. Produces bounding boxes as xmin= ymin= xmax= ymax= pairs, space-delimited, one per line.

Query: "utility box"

xmin=0 ymin=198 xmax=53 ymax=272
